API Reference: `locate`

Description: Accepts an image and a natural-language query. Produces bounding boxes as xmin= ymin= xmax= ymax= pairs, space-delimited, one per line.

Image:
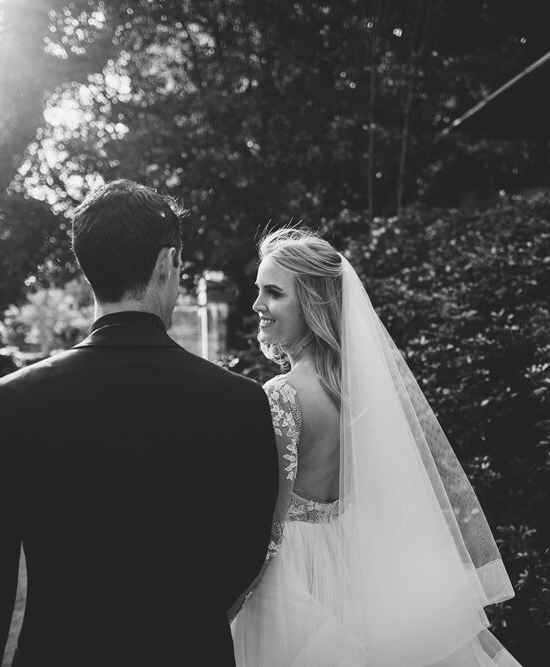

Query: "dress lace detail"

xmin=288 ymin=491 xmax=341 ymax=524
xmin=264 ymin=375 xmax=301 ymax=481
xmin=261 ymin=376 xmax=303 ymax=552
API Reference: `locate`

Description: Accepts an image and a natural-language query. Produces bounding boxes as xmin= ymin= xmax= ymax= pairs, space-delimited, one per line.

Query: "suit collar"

xmin=74 ymin=311 xmax=179 ymax=349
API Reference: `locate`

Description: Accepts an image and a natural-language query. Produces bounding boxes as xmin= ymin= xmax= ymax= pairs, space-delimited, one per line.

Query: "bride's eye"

xmin=255 ymin=284 xmax=283 ymax=298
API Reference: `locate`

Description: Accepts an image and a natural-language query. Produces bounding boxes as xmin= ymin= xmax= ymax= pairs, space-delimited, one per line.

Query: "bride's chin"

xmin=257 ymin=329 xmax=281 ymax=347
xmin=258 ymin=331 xmax=272 ymax=345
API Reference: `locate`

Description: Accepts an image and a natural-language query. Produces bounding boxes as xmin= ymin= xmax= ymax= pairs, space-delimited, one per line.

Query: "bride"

xmin=230 ymin=228 xmax=521 ymax=666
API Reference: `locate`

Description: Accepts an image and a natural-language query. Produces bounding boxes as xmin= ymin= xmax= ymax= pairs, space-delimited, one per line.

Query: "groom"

xmin=0 ymin=180 xmax=278 ymax=666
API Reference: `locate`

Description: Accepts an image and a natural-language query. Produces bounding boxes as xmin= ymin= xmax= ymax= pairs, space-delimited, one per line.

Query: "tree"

xmin=3 ymin=277 xmax=93 ymax=354
xmin=6 ymin=1 xmax=548 ymax=308
xmin=0 ymin=0 xmax=123 ymax=311
xmin=0 ymin=193 xmax=75 ymax=310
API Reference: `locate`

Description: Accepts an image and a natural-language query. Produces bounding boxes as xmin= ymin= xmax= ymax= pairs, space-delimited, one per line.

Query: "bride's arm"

xmin=228 ymin=377 xmax=300 ymax=622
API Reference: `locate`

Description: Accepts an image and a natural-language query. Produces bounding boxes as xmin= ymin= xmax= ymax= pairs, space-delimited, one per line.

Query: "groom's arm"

xmin=224 ymin=382 xmax=278 ymax=612
xmin=0 ymin=384 xmax=22 ymax=660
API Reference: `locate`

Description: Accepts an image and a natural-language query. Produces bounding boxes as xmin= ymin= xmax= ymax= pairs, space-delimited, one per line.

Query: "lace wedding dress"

xmin=230 ymin=375 xmax=521 ymax=667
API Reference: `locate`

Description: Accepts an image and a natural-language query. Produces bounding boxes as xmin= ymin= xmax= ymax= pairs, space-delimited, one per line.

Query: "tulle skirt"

xmin=231 ymin=516 xmax=521 ymax=667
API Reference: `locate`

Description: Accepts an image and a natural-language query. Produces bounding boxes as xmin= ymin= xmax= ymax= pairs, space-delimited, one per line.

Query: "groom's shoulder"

xmin=0 ymin=348 xmax=78 ymax=394
xmin=180 ymin=349 xmax=263 ymax=397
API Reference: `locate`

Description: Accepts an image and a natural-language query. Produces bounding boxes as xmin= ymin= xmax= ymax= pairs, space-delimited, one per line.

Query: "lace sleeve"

xmin=263 ymin=375 xmax=301 ymax=537
xmin=228 ymin=375 xmax=301 ymax=622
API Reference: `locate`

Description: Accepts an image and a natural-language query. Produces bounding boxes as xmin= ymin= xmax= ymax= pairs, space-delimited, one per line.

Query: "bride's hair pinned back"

xmin=258 ymin=228 xmax=343 ymax=406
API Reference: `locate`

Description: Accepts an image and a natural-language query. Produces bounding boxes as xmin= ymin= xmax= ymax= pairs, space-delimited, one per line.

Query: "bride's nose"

xmin=252 ymin=292 xmax=265 ymax=313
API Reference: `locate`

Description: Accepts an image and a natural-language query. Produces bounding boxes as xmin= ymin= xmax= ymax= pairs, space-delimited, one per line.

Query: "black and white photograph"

xmin=1 ymin=1 xmax=548 ymax=665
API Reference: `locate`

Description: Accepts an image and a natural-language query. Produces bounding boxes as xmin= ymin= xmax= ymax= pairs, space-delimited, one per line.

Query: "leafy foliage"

xmin=0 ymin=193 xmax=76 ymax=311
xmin=4 ymin=0 xmax=549 ymax=302
xmin=3 ymin=278 xmax=93 ymax=355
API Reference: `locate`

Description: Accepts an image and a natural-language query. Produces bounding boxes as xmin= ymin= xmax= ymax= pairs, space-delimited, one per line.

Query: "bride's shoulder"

xmin=263 ymin=369 xmax=332 ymax=420
xmin=263 ymin=373 xmax=302 ymax=420
xmin=263 ymin=373 xmax=298 ymax=404
xmin=262 ymin=373 xmax=287 ymax=390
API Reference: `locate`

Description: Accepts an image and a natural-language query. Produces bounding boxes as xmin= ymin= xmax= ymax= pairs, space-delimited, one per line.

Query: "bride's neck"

xmin=287 ymin=338 xmax=315 ymax=370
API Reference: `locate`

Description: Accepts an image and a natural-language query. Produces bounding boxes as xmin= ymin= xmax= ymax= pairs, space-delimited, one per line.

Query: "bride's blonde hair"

xmin=258 ymin=228 xmax=343 ymax=406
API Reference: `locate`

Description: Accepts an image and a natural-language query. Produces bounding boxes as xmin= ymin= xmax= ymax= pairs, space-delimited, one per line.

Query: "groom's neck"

xmin=94 ymin=297 xmax=162 ymax=323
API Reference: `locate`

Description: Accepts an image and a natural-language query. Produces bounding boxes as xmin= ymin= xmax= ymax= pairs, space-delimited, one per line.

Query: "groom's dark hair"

xmin=71 ymin=179 xmax=184 ymax=302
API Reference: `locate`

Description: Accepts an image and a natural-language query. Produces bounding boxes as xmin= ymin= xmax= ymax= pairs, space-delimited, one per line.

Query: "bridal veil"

xmin=336 ymin=255 xmax=520 ymax=665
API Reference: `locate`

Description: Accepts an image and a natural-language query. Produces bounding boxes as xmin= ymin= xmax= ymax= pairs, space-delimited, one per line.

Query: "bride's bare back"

xmin=285 ymin=367 xmax=340 ymax=503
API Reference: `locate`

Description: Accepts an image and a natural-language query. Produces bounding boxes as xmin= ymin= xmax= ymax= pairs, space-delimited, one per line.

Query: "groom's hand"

xmin=0 ymin=506 xmax=21 ymax=663
xmin=0 ymin=384 xmax=23 ymax=660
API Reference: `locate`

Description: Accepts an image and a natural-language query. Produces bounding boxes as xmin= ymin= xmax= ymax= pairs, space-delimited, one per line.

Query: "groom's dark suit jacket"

xmin=0 ymin=312 xmax=278 ymax=666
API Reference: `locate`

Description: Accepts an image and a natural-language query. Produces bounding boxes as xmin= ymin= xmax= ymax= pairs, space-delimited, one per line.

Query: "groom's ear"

xmin=154 ymin=246 xmax=179 ymax=284
xmin=153 ymin=247 xmax=171 ymax=283
xmin=170 ymin=246 xmax=180 ymax=269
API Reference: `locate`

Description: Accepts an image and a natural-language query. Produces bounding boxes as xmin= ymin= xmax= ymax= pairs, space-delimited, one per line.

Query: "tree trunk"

xmin=0 ymin=0 xmax=116 ymax=192
xmin=367 ymin=14 xmax=378 ymax=221
xmin=396 ymin=0 xmax=433 ymax=214
xmin=397 ymin=68 xmax=415 ymax=214
xmin=0 ymin=0 xmax=50 ymax=192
